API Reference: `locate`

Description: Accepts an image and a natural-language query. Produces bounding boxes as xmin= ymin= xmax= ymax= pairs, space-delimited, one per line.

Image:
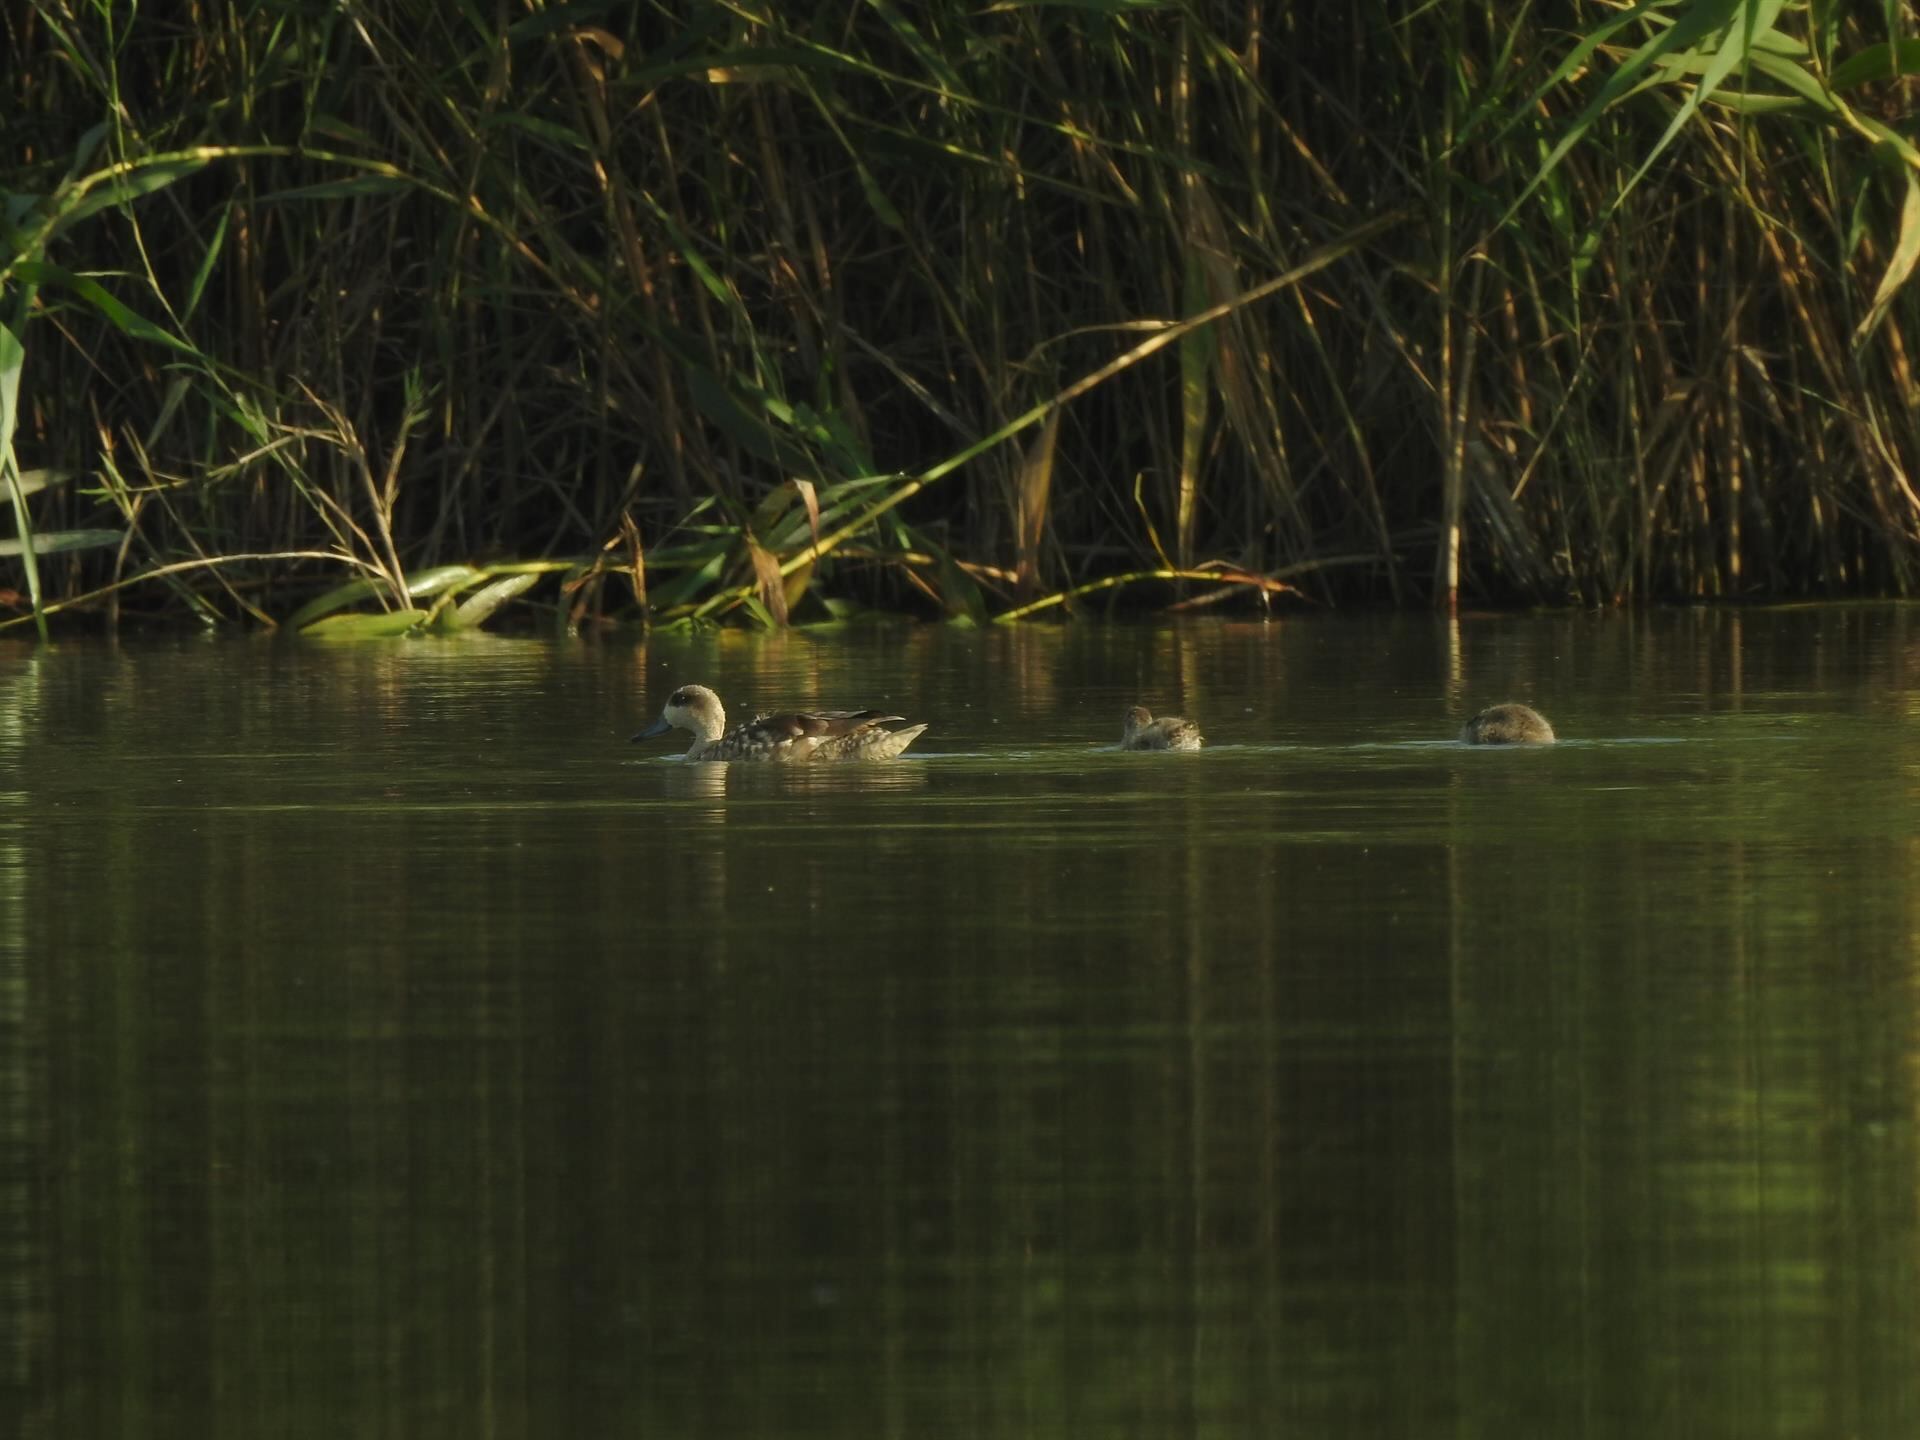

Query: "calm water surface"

xmin=3 ymin=609 xmax=1917 ymax=1437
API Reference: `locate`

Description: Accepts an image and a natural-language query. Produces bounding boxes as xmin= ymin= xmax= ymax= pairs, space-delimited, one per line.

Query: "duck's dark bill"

xmin=631 ymin=715 xmax=673 ymax=741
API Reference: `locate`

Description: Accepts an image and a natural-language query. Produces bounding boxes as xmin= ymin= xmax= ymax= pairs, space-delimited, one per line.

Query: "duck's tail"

xmin=867 ymin=723 xmax=928 ymax=760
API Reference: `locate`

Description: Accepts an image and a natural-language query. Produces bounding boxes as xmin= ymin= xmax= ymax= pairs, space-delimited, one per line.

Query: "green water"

xmin=3 ymin=609 xmax=1917 ymax=1437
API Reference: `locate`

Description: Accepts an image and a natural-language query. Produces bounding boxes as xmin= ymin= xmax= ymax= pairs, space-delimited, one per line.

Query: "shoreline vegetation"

xmin=6 ymin=4 xmax=1920 ymax=638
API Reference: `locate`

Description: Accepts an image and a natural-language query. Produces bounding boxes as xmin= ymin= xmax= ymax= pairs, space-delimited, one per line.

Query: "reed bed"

xmin=5 ymin=2 xmax=1920 ymax=634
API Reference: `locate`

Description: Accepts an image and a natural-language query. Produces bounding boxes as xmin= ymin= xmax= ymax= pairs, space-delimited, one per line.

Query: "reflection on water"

xmin=655 ymin=752 xmax=932 ymax=798
xmin=4 ymin=611 xmax=1920 ymax=1437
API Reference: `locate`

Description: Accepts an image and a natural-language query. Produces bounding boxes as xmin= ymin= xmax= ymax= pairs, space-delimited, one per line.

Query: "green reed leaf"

xmin=0 ymin=527 xmax=125 ymax=556
xmin=299 ymin=609 xmax=430 ymax=639
xmin=1854 ymin=171 xmax=1920 ymax=347
xmin=13 ymin=261 xmax=199 ymax=356
xmin=443 ymin=572 xmax=540 ymax=630
xmin=52 ymin=159 xmax=209 ymax=235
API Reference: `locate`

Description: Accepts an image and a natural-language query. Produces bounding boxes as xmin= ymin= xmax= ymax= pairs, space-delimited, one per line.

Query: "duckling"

xmin=1120 ymin=704 xmax=1204 ymax=751
xmin=633 ymin=683 xmax=927 ymax=762
xmin=1459 ymin=703 xmax=1555 ymax=746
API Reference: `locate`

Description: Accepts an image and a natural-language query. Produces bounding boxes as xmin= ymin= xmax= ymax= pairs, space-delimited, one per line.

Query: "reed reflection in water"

xmin=3 ymin=609 xmax=1918 ymax=1437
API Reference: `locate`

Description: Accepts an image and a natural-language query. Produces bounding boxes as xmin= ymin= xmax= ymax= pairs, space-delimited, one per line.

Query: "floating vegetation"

xmin=287 ymin=563 xmax=569 ymax=639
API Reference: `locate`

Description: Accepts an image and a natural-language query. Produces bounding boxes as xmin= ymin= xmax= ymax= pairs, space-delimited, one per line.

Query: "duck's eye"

xmin=670 ymin=690 xmax=691 ymax=706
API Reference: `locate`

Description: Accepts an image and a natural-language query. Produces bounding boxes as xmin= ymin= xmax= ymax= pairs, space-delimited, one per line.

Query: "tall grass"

xmin=5 ymin=2 xmax=1920 ymax=632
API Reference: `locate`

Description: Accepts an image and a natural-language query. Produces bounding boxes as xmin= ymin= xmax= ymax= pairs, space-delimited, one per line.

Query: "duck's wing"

xmin=813 ymin=722 xmax=928 ymax=761
xmin=790 ymin=708 xmax=905 ymax=734
xmin=743 ymin=709 xmax=903 ymax=742
xmin=1163 ymin=719 xmax=1204 ymax=749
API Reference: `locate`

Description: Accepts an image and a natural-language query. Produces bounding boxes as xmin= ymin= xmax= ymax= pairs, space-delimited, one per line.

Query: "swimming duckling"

xmin=632 ymin=683 xmax=927 ymax=762
xmin=1120 ymin=704 xmax=1204 ymax=751
xmin=1459 ymin=703 xmax=1555 ymax=746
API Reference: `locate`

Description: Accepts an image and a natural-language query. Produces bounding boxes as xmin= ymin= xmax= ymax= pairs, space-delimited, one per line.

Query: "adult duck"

xmin=1120 ymin=704 xmax=1204 ymax=751
xmin=1459 ymin=703 xmax=1555 ymax=745
xmin=633 ymin=683 xmax=928 ymax=761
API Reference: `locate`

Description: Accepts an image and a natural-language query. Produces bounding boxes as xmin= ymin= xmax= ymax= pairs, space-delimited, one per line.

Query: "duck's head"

xmin=1121 ymin=705 xmax=1154 ymax=741
xmin=633 ymin=683 xmax=726 ymax=743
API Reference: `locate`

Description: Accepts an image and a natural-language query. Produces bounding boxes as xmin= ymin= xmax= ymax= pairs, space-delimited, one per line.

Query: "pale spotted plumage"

xmin=1459 ymin=702 xmax=1556 ymax=746
xmin=1120 ymin=704 xmax=1203 ymax=751
xmin=633 ymin=683 xmax=927 ymax=762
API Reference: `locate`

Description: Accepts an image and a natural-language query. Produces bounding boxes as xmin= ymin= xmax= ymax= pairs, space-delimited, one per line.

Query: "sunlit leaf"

xmin=1854 ymin=171 xmax=1920 ymax=347
xmin=53 ymin=159 xmax=209 ymax=234
xmin=1510 ymin=0 xmax=1779 ymax=219
xmin=1016 ymin=408 xmax=1060 ymax=591
xmin=10 ymin=468 xmax=71 ymax=498
xmin=1177 ymin=245 xmax=1213 ymax=571
xmin=0 ymin=316 xmax=39 ymax=637
xmin=443 ymin=572 xmax=540 ymax=630
xmin=745 ymin=535 xmax=789 ymax=624
xmin=0 ymin=527 xmax=124 ymax=556
xmin=399 ymin=565 xmax=487 ymax=599
xmin=282 ymin=566 xmax=483 ymax=630
xmin=0 ymin=318 xmax=25 ymax=458
xmin=282 ymin=577 xmax=388 ymax=630
xmin=299 ymin=609 xmax=430 ymax=638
